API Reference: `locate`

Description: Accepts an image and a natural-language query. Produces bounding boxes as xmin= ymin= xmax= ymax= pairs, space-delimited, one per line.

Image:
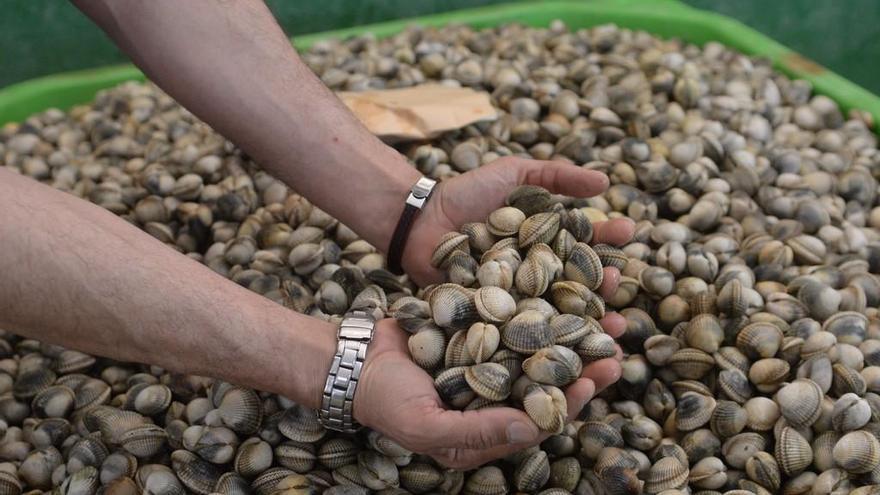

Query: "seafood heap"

xmin=395 ymin=185 xmax=623 ymax=434
xmin=2 ymin=19 xmax=880 ymax=495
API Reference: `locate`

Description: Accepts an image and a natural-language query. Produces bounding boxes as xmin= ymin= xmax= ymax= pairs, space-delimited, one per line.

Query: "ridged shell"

xmin=774 ymin=426 xmax=813 ymax=476
xmin=489 ymin=349 xmax=524 ymax=382
xmin=216 ymin=386 xmax=262 ymax=435
xmin=54 ymin=350 xmax=96 ymax=374
xmin=31 ymin=385 xmax=75 ymax=418
xmin=513 ymin=450 xmax=550 ymax=492
xmin=833 ymin=430 xmax=880 ymax=474
xmin=576 ymin=333 xmax=617 ymax=363
xmin=832 ymin=393 xmax=871 ymax=432
xmin=675 ymin=392 xmax=716 ymax=431
xmin=461 ymin=222 xmax=497 ymax=254
xmin=253 ymin=467 xmax=298 ymax=495
xmin=316 ymin=438 xmax=358 ymax=470
xmin=431 ymin=232 xmax=470 ymax=268
xmin=487 ymin=207 xmax=526 ymax=237
xmin=121 ymin=424 xmax=167 ymax=458
xmin=593 ymin=244 xmax=628 ymax=270
xmin=522 ymin=345 xmax=583 ymax=387
xmin=722 ymin=432 xmax=766 ymax=470
xmin=234 ymin=437 xmax=273 ymax=478
xmin=408 ymin=325 xmax=446 ymax=370
xmin=776 ymin=379 xmax=823 ymax=428
xmin=171 ymin=450 xmax=222 ymax=495
xmin=434 ymin=366 xmax=475 ymax=408
xmin=274 ymin=441 xmax=316 ymax=473
xmin=214 ymin=471 xmax=251 ymax=495
xmin=519 ymin=212 xmax=561 ymax=249
xmin=357 ymin=451 xmax=399 ymax=491
xmin=182 ymin=425 xmax=239 ymax=464
xmin=466 ymin=323 xmax=500 ymax=364
xmin=445 ymin=329 xmax=475 ymax=368
xmin=685 ymin=314 xmax=724 ymax=354
xmin=13 ymin=367 xmax=56 ymax=400
xmin=430 ymin=284 xmax=479 ymax=329
xmin=748 ymin=358 xmax=790 ymax=393
xmin=563 ymin=209 xmax=594 ymax=244
xmin=523 ymin=384 xmax=566 ymax=434
xmin=464 ymin=466 xmax=507 ymax=495
xmin=60 ymin=466 xmax=100 ymax=495
xmin=668 ymin=348 xmax=715 ymax=380
xmin=550 ymin=281 xmax=605 ymax=319
xmin=644 ymin=456 xmax=688 ymax=493
xmin=473 ymin=286 xmax=516 ymax=324
xmin=464 ymin=363 xmax=511 ymax=401
xmin=501 ymin=310 xmax=554 ymax=354
xmin=564 ymin=243 xmax=603 ymax=290
xmin=736 ymin=322 xmax=784 ymax=360
xmin=515 ymin=255 xmax=551 ymax=297
xmin=710 ymin=400 xmax=748 ymax=438
xmin=506 ymin=185 xmax=552 ymax=216
xmin=745 ymin=451 xmax=781 ymax=492
xmin=577 ymin=421 xmax=624 ymax=460
xmin=549 ymin=314 xmax=594 ymax=347
xmin=125 ymin=383 xmax=172 ymax=417
xmin=399 ymin=462 xmax=443 ymax=493
xmin=278 ymin=404 xmax=326 ymax=443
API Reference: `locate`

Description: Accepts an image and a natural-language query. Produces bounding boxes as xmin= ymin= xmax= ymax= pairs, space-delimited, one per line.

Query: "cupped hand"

xmin=402 ymin=156 xmax=635 ymax=294
xmin=353 ymin=316 xmax=626 ymax=470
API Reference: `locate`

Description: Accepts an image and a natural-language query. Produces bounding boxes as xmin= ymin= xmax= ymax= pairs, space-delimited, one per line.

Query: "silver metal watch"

xmin=317 ymin=310 xmax=375 ymax=433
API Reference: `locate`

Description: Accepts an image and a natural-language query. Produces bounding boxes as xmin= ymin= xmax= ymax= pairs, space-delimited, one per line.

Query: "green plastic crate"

xmin=1 ymin=0 xmax=878 ymax=129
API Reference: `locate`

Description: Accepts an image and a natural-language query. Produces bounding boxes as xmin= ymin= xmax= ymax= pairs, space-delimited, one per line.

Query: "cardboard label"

xmin=339 ymin=84 xmax=497 ymax=142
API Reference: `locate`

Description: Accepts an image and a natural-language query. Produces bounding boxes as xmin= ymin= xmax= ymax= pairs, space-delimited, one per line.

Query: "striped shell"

xmin=464 ymin=363 xmax=511 ymax=401
xmin=564 ymin=243 xmax=603 ymax=290
xmin=501 ymin=310 xmax=554 ymax=354
xmin=522 ymin=345 xmax=582 ymax=387
xmin=519 ymin=212 xmax=561 ymax=249
xmin=523 ymin=384 xmax=567 ymax=434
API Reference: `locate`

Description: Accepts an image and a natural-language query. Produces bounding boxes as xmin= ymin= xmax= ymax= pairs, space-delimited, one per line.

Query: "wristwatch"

xmin=387 ymin=176 xmax=437 ymax=275
xmin=317 ymin=310 xmax=376 ymax=433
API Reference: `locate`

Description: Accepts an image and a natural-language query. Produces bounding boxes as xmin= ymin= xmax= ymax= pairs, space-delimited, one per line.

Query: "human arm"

xmin=69 ymin=0 xmax=633 ymax=289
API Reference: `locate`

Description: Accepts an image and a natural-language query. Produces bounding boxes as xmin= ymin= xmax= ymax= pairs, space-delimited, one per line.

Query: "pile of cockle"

xmin=394 ymin=184 xmax=624 ymax=436
xmin=2 ymin=17 xmax=880 ymax=495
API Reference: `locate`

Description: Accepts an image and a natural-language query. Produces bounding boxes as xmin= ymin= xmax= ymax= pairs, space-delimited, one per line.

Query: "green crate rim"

xmin=1 ymin=0 xmax=878 ymax=129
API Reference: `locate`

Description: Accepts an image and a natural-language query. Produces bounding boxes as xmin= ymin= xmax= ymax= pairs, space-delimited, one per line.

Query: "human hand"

xmin=401 ymin=156 xmax=635 ymax=293
xmin=353 ymin=317 xmax=626 ymax=469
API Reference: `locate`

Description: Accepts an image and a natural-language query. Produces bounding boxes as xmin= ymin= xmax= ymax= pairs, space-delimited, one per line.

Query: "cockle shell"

xmin=429 ymin=284 xmax=478 ymax=329
xmin=523 ymin=384 xmax=567 ymax=434
xmin=833 ymin=430 xmax=880 ymax=474
xmin=522 ymin=345 xmax=582 ymax=387
xmin=473 ymin=286 xmax=516 ymax=324
xmin=564 ymin=243 xmax=604 ymax=290
xmin=431 ymin=232 xmax=470 ymax=268
xmin=465 ymin=323 xmax=500 ymax=364
xmin=408 ymin=325 xmax=446 ymax=370
xmin=501 ymin=310 xmax=554 ymax=354
xmin=465 ymin=363 xmax=511 ymax=401
xmin=519 ymin=212 xmax=561 ymax=249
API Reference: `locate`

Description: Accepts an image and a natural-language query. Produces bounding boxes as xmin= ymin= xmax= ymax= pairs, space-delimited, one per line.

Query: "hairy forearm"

xmin=72 ymin=0 xmax=420 ymax=253
xmin=0 ymin=168 xmax=335 ymax=408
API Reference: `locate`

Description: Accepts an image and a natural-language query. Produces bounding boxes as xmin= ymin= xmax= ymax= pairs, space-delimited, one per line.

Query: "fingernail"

xmin=507 ymin=421 xmax=538 ymax=444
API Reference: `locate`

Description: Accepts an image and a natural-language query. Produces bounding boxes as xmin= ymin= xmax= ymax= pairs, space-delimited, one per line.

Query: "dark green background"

xmin=1 ymin=1 xmax=878 ymax=95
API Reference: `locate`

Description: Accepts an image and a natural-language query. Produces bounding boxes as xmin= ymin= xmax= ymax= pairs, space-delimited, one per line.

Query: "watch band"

xmin=317 ymin=310 xmax=375 ymax=433
xmin=387 ymin=177 xmax=437 ymax=275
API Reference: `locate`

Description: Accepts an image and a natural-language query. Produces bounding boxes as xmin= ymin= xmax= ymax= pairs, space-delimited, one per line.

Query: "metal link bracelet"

xmin=317 ymin=310 xmax=375 ymax=433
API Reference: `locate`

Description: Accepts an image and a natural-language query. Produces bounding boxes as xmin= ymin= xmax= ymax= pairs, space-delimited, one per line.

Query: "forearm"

xmin=72 ymin=0 xmax=420 ymax=253
xmin=0 ymin=168 xmax=335 ymax=408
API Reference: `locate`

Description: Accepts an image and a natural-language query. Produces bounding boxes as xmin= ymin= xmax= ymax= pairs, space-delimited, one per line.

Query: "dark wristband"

xmin=387 ymin=177 xmax=437 ymax=275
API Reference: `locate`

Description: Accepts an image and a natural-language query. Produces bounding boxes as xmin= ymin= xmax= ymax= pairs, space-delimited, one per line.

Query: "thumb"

xmin=432 ymin=406 xmax=542 ymax=450
xmin=514 ymin=159 xmax=610 ymax=198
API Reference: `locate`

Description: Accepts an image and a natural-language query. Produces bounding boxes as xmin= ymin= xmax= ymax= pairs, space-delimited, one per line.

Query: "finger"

xmin=598 ymin=267 xmax=620 ymax=300
xmin=592 ymin=218 xmax=636 ymax=246
xmin=517 ymin=160 xmax=610 ymax=198
xmin=432 ymin=406 xmax=542 ymax=451
xmin=564 ymin=377 xmax=596 ymax=419
xmin=598 ymin=311 xmax=627 ymax=338
xmin=581 ymin=358 xmax=622 ymax=392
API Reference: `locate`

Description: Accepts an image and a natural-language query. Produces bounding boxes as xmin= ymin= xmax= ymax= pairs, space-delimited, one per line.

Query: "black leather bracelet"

xmin=387 ymin=177 xmax=437 ymax=275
